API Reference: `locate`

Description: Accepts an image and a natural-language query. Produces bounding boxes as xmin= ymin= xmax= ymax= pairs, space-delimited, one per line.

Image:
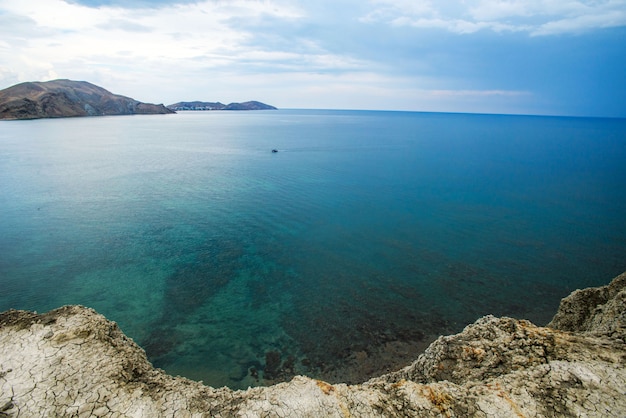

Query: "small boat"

xmin=271 ymin=149 xmax=278 ymax=153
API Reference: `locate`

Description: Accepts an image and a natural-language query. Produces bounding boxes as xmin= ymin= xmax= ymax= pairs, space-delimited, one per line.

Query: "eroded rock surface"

xmin=1 ymin=272 xmax=625 ymax=417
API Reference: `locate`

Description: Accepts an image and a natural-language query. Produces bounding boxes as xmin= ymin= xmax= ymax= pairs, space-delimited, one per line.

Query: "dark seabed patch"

xmin=142 ymin=239 xmax=245 ymax=363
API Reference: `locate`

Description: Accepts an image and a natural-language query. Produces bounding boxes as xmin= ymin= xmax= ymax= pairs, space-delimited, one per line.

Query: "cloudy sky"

xmin=1 ymin=0 xmax=625 ymax=117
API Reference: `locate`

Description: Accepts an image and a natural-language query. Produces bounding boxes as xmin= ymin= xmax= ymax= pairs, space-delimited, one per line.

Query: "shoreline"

xmin=0 ymin=271 xmax=624 ymax=416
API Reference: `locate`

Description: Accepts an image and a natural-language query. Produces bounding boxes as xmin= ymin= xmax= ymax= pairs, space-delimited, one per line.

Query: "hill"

xmin=0 ymin=79 xmax=174 ymax=120
xmin=167 ymin=100 xmax=277 ymax=111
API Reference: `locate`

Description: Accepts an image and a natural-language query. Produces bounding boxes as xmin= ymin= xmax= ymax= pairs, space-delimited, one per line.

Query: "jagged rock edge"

xmin=0 ymin=272 xmax=624 ymax=416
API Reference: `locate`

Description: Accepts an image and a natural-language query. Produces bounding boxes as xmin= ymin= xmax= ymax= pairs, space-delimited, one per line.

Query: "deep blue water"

xmin=1 ymin=110 xmax=625 ymax=388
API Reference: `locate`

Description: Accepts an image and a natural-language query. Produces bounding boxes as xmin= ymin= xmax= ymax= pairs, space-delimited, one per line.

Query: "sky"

xmin=0 ymin=0 xmax=625 ymax=117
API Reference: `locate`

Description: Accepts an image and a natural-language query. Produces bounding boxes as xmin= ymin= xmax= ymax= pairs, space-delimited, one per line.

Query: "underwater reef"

xmin=0 ymin=271 xmax=624 ymax=417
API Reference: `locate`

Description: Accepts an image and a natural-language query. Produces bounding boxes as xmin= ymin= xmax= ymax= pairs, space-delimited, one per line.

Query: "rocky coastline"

xmin=0 ymin=271 xmax=624 ymax=417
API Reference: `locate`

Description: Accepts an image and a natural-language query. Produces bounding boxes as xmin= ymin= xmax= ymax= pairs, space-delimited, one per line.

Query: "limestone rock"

xmin=0 ymin=272 xmax=625 ymax=417
xmin=548 ymin=271 xmax=626 ymax=339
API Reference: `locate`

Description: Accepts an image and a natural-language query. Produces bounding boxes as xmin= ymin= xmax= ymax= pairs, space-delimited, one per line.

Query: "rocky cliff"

xmin=0 ymin=79 xmax=174 ymax=120
xmin=0 ymin=272 xmax=624 ymax=417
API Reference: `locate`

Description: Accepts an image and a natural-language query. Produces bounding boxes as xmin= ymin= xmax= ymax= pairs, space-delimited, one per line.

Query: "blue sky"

xmin=0 ymin=0 xmax=625 ymax=117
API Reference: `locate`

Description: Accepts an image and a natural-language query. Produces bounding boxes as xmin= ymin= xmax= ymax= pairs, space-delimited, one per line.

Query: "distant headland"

xmin=0 ymin=79 xmax=174 ymax=120
xmin=167 ymin=101 xmax=277 ymax=111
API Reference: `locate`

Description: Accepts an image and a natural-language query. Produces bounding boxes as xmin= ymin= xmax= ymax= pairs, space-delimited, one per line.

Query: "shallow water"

xmin=1 ymin=110 xmax=625 ymax=388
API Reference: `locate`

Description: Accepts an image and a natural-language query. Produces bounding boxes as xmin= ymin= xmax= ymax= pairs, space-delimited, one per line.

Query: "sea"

xmin=1 ymin=109 xmax=625 ymax=389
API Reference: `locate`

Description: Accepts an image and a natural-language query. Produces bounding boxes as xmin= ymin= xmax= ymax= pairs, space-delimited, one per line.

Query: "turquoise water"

xmin=1 ymin=110 xmax=625 ymax=388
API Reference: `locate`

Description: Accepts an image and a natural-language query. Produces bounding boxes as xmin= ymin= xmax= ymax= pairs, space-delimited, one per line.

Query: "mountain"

xmin=0 ymin=79 xmax=174 ymax=120
xmin=167 ymin=100 xmax=277 ymax=111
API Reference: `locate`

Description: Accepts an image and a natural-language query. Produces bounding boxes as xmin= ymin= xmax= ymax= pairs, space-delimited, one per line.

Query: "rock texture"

xmin=0 ymin=272 xmax=624 ymax=417
xmin=547 ymin=272 xmax=626 ymax=338
xmin=0 ymin=79 xmax=174 ymax=120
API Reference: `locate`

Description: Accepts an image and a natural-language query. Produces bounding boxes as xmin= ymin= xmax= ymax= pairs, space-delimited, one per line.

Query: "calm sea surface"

xmin=1 ymin=110 xmax=625 ymax=388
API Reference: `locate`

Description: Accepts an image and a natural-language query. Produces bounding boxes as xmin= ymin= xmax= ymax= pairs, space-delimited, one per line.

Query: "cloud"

xmin=388 ymin=17 xmax=524 ymax=34
xmin=97 ymin=18 xmax=152 ymax=32
xmin=0 ymin=0 xmax=306 ymax=76
xmin=65 ymin=0 xmax=200 ymax=9
xmin=0 ymin=0 xmax=624 ymax=116
xmin=0 ymin=0 xmax=378 ymax=103
xmin=532 ymin=8 xmax=626 ymax=35
xmin=1 ymin=0 xmax=109 ymax=30
xmin=363 ymin=0 xmax=626 ymax=35
xmin=428 ymin=90 xmax=531 ymax=98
